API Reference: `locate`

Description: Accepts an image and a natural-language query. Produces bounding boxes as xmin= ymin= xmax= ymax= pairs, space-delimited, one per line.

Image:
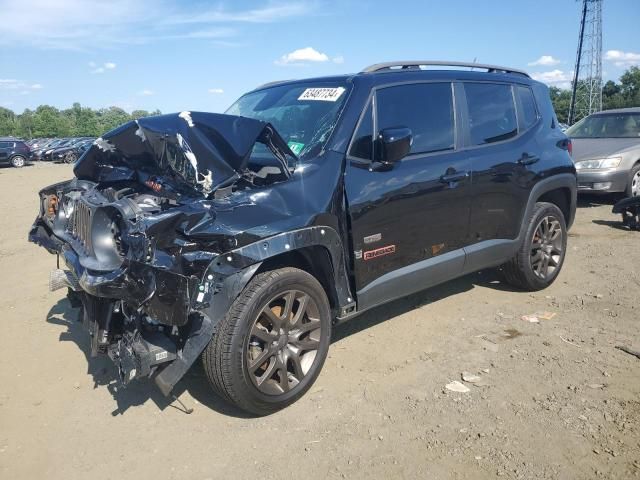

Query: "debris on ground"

xmin=615 ymin=345 xmax=640 ymax=360
xmin=461 ymin=372 xmax=482 ymax=383
xmin=521 ymin=311 xmax=556 ymax=323
xmin=445 ymin=381 xmax=470 ymax=393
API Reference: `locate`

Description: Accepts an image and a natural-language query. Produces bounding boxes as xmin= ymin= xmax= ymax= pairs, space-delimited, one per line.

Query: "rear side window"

xmin=376 ymin=83 xmax=454 ymax=155
xmin=0 ymin=142 xmax=11 ymax=148
xmin=464 ymin=83 xmax=517 ymax=145
xmin=516 ymin=86 xmax=538 ymax=130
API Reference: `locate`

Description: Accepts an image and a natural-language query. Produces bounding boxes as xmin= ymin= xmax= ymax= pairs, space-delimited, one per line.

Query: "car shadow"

xmin=46 ymin=299 xmax=253 ymax=418
xmin=44 ymin=269 xmax=519 ymax=418
xmin=592 ymin=219 xmax=635 ymax=232
xmin=577 ymin=193 xmax=618 ymax=208
xmin=332 ymin=268 xmax=517 ymax=343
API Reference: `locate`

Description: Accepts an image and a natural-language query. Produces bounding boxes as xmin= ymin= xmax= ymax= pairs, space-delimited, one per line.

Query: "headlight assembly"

xmin=575 ymin=156 xmax=622 ymax=170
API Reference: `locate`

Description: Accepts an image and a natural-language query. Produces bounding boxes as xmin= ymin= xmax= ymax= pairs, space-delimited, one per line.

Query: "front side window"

xmin=376 ymin=83 xmax=455 ymax=156
xmin=566 ymin=113 xmax=640 ymax=138
xmin=464 ymin=83 xmax=517 ymax=145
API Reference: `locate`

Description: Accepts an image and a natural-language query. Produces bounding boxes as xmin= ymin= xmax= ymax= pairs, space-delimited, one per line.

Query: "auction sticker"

xmin=298 ymin=87 xmax=345 ymax=102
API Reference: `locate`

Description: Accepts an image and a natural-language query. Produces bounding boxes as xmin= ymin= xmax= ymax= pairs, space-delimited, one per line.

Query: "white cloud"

xmin=531 ymin=69 xmax=574 ymax=89
xmin=332 ymin=55 xmax=345 ymax=64
xmin=276 ymin=47 xmax=330 ymax=66
xmin=528 ymin=55 xmax=561 ymax=66
xmin=0 ymin=0 xmax=315 ymax=50
xmin=604 ymin=50 xmax=640 ymax=68
xmin=139 ymin=89 xmax=154 ymax=96
xmin=90 ymin=62 xmax=116 ymax=74
xmin=208 ymin=88 xmax=224 ymax=94
xmin=0 ymin=79 xmax=43 ymax=91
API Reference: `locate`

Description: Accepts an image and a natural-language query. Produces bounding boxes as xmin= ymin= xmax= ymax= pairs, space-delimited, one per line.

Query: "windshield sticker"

xmin=287 ymin=141 xmax=305 ymax=155
xmin=298 ymin=87 xmax=345 ymax=102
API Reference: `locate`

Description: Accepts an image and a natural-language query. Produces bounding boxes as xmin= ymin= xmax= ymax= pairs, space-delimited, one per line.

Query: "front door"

xmin=345 ymin=82 xmax=472 ymax=309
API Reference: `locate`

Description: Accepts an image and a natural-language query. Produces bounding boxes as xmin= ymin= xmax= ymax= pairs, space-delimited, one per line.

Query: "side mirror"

xmin=377 ymin=128 xmax=412 ymax=165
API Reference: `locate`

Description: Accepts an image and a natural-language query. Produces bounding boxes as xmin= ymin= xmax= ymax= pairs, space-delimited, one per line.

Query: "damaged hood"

xmin=74 ymin=111 xmax=293 ymax=196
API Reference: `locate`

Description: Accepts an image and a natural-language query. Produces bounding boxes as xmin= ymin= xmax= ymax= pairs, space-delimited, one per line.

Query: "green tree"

xmin=0 ymin=107 xmax=18 ymax=136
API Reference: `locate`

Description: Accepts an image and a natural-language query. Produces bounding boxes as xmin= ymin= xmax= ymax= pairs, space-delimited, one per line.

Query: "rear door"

xmin=345 ymin=82 xmax=473 ymax=307
xmin=462 ymin=82 xmax=539 ymax=243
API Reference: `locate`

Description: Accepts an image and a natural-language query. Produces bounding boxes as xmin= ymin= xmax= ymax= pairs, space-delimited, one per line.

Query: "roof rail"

xmin=361 ymin=61 xmax=530 ymax=78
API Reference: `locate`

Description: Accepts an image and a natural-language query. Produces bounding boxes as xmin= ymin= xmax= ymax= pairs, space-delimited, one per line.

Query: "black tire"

xmin=10 ymin=155 xmax=25 ymax=168
xmin=203 ymin=267 xmax=331 ymax=416
xmin=63 ymin=152 xmax=78 ymax=164
xmin=625 ymin=163 xmax=640 ymax=198
xmin=502 ymin=202 xmax=567 ymax=291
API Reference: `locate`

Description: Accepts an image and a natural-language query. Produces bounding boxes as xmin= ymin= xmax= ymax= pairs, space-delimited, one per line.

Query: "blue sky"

xmin=1 ymin=0 xmax=639 ymax=114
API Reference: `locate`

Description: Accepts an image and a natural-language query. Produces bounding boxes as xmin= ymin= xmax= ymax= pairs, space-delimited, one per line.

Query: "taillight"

xmin=567 ymin=139 xmax=573 ymax=157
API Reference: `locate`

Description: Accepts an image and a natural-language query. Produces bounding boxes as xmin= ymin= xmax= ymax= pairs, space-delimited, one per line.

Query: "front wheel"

xmin=625 ymin=164 xmax=640 ymax=198
xmin=203 ymin=267 xmax=332 ymax=415
xmin=502 ymin=202 xmax=567 ymax=291
xmin=11 ymin=155 xmax=25 ymax=168
xmin=63 ymin=152 xmax=78 ymax=164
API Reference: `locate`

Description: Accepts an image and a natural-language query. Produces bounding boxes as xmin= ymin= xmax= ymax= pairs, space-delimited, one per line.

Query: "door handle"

xmin=517 ymin=153 xmax=539 ymax=166
xmin=439 ymin=171 xmax=469 ymax=183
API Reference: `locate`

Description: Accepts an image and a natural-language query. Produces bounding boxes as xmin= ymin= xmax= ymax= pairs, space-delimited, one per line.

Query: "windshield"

xmin=567 ymin=113 xmax=640 ymax=138
xmin=226 ymin=81 xmax=349 ymax=159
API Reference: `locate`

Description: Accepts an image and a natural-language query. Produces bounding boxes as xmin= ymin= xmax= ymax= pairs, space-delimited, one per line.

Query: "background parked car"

xmin=51 ymin=138 xmax=95 ymax=163
xmin=0 ymin=137 xmax=31 ymax=168
xmin=567 ymin=107 xmax=640 ymax=197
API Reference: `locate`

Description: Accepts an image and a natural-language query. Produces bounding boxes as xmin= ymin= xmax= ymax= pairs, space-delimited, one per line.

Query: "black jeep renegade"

xmin=29 ymin=61 xmax=576 ymax=415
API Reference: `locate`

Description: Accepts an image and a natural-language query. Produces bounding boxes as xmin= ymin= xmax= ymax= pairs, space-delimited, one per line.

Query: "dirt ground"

xmin=0 ymin=162 xmax=638 ymax=480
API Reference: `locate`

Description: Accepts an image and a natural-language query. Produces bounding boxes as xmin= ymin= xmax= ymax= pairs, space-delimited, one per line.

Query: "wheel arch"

xmin=524 ymin=173 xmax=577 ymax=234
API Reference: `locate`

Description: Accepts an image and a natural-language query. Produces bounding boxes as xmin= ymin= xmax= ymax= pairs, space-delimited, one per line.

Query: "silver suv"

xmin=568 ymin=107 xmax=640 ymax=197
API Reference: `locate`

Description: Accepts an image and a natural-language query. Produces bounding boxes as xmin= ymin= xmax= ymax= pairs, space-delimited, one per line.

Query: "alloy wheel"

xmin=631 ymin=169 xmax=640 ymax=197
xmin=530 ymin=215 xmax=564 ymax=280
xmin=246 ymin=290 xmax=322 ymax=396
xmin=12 ymin=156 xmax=25 ymax=167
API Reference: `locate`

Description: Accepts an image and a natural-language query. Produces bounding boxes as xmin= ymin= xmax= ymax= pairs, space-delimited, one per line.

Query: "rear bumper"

xmin=577 ymin=169 xmax=628 ymax=193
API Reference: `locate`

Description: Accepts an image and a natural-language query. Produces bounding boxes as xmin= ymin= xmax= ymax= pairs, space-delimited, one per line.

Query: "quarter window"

xmin=376 ymin=83 xmax=455 ymax=156
xmin=464 ymin=83 xmax=517 ymax=145
xmin=349 ymin=101 xmax=373 ymax=160
xmin=517 ymin=86 xmax=538 ymax=130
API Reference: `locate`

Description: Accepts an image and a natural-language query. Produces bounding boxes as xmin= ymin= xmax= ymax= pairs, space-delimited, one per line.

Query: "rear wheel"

xmin=10 ymin=155 xmax=25 ymax=168
xmin=203 ymin=267 xmax=331 ymax=415
xmin=502 ymin=202 xmax=567 ymax=291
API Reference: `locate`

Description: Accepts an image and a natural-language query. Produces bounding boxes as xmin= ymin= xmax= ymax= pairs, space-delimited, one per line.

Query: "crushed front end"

xmin=28 ymin=112 xmax=297 ymax=394
xmin=30 ymin=178 xmax=219 ymax=390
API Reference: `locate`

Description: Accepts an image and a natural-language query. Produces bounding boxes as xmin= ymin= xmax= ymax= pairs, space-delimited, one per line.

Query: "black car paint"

xmin=29 ymin=69 xmax=576 ymax=395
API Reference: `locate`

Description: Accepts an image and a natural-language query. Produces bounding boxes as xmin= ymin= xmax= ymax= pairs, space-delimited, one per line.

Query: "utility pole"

xmin=568 ymin=0 xmax=603 ymax=125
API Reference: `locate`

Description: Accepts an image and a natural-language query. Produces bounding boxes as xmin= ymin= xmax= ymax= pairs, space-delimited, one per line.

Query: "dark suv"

xmin=29 ymin=61 xmax=576 ymax=415
xmin=0 ymin=137 xmax=30 ymax=167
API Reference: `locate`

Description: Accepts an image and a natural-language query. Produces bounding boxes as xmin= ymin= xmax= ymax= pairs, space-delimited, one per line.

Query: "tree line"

xmin=550 ymin=66 xmax=640 ymax=124
xmin=1 ymin=67 xmax=638 ymax=138
xmin=0 ymin=103 xmax=161 ymax=139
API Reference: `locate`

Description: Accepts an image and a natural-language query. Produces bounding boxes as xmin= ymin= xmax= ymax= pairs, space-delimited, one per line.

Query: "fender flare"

xmin=197 ymin=226 xmax=355 ymax=316
xmin=154 ymin=226 xmax=355 ymax=396
xmin=519 ymin=173 xmax=577 ymax=238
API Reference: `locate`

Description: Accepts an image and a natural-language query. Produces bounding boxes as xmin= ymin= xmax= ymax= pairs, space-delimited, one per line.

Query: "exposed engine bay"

xmin=28 ymin=112 xmax=301 ymax=393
